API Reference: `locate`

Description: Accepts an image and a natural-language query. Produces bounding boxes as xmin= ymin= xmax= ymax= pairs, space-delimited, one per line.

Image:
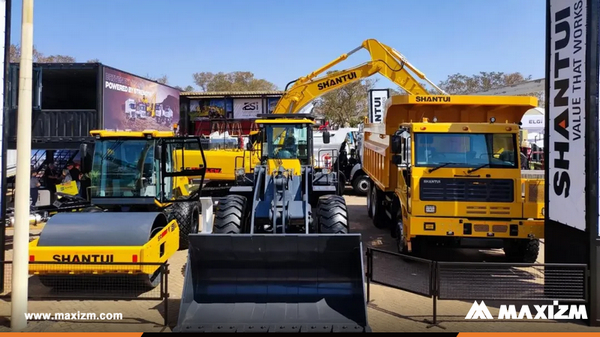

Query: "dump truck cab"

xmin=363 ymin=95 xmax=544 ymax=262
xmin=28 ymin=130 xmax=207 ymax=289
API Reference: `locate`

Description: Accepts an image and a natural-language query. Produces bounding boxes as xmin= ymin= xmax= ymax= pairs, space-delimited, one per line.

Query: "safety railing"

xmin=365 ymin=247 xmax=589 ymax=325
xmin=0 ymin=260 xmax=170 ymax=326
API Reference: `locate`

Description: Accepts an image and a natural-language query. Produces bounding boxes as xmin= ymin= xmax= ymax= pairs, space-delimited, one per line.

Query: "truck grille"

xmin=419 ymin=178 xmax=514 ymax=203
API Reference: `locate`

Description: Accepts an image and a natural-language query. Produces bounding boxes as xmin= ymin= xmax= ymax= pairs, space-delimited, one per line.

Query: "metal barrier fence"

xmin=365 ymin=247 xmax=589 ymax=325
xmin=0 ymin=261 xmax=170 ymax=326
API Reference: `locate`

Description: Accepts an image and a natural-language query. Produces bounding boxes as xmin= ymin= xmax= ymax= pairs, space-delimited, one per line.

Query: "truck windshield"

xmin=90 ymin=139 xmax=155 ymax=197
xmin=414 ymin=133 xmax=517 ymax=168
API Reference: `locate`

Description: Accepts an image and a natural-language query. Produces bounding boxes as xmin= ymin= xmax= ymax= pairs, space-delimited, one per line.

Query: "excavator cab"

xmin=175 ymin=115 xmax=369 ymax=332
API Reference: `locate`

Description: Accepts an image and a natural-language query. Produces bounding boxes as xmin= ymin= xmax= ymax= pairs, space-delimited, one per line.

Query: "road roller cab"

xmin=28 ymin=130 xmax=207 ymax=289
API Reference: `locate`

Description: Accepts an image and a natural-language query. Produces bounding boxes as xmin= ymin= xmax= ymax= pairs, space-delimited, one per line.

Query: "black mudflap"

xmin=174 ymin=233 xmax=369 ymax=333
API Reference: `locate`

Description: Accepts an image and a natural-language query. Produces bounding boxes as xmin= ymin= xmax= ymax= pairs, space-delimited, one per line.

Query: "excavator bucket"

xmin=174 ymin=233 xmax=369 ymax=333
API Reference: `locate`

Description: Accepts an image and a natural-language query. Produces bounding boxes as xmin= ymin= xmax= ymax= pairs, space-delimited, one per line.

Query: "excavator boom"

xmin=274 ymin=38 xmax=446 ymax=114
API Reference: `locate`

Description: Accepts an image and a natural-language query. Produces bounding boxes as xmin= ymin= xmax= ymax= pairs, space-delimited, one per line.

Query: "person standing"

xmin=30 ymin=168 xmax=40 ymax=209
xmin=67 ymin=161 xmax=81 ymax=196
xmin=42 ymin=163 xmax=60 ymax=203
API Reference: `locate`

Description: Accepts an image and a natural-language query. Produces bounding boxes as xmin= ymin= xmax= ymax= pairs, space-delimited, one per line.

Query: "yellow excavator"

xmin=199 ymin=39 xmax=446 ymax=195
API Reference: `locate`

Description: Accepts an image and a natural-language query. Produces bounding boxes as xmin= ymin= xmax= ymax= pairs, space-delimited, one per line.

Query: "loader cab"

xmin=255 ymin=115 xmax=315 ymax=167
xmin=88 ymin=130 xmax=207 ymax=210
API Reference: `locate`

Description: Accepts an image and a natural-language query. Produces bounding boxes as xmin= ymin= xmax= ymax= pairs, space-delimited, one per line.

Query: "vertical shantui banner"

xmin=102 ymin=67 xmax=181 ymax=132
xmin=547 ymin=0 xmax=587 ymax=231
xmin=368 ymin=89 xmax=389 ymax=123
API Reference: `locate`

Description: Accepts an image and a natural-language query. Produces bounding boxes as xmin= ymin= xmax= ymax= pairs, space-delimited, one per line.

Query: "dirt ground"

xmin=0 ymin=191 xmax=599 ymax=332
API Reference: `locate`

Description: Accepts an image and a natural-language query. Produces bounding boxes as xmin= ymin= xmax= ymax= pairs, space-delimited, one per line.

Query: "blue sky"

xmin=8 ymin=0 xmax=546 ymax=91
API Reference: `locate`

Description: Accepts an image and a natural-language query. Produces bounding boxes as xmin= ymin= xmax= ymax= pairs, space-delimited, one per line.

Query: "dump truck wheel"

xmin=213 ymin=194 xmax=247 ymax=234
xmin=503 ymin=239 xmax=540 ymax=263
xmin=317 ymin=195 xmax=349 ymax=234
xmin=170 ymin=202 xmax=200 ymax=250
xmin=366 ymin=180 xmax=373 ymax=218
xmin=352 ymin=174 xmax=370 ymax=196
xmin=370 ymin=185 xmax=387 ymax=229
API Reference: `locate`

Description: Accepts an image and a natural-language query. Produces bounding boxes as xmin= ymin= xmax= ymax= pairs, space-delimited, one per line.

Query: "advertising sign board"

xmin=546 ymin=0 xmax=587 ymax=231
xmin=368 ymin=89 xmax=389 ymax=123
xmin=233 ymin=98 xmax=262 ymax=119
xmin=102 ymin=67 xmax=180 ymax=131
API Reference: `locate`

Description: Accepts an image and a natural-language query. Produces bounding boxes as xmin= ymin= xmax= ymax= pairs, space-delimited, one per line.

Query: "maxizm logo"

xmin=465 ymin=301 xmax=588 ymax=320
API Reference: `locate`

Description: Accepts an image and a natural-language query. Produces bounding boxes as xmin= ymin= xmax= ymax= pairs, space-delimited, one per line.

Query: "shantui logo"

xmin=465 ymin=301 xmax=588 ymax=320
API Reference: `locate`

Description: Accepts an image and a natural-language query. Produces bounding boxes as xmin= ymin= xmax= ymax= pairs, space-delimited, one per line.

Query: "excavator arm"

xmin=273 ymin=38 xmax=448 ymax=114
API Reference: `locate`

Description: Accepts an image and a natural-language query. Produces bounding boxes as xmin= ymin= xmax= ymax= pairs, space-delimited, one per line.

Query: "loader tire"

xmin=213 ymin=194 xmax=247 ymax=234
xmin=503 ymin=239 xmax=540 ymax=263
xmin=317 ymin=195 xmax=349 ymax=234
xmin=170 ymin=202 xmax=200 ymax=250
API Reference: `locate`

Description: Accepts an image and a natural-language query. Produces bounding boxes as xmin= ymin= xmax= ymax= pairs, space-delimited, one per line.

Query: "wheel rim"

xmin=358 ymin=179 xmax=369 ymax=192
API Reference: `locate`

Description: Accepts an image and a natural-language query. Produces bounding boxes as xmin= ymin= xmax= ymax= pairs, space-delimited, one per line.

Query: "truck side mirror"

xmin=323 ymin=131 xmax=331 ymax=144
xmin=392 ymin=154 xmax=403 ymax=165
xmin=391 ymin=136 xmax=402 ymax=153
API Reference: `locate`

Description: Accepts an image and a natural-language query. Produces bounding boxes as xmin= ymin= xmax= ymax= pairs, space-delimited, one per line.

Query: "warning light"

xmin=132 ymin=255 xmax=138 ymax=263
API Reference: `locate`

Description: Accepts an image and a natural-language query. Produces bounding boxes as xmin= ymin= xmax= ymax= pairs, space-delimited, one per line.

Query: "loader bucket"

xmin=174 ymin=233 xmax=369 ymax=333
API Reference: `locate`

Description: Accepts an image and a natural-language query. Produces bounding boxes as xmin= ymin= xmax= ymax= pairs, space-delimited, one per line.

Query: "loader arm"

xmin=273 ymin=38 xmax=447 ymax=114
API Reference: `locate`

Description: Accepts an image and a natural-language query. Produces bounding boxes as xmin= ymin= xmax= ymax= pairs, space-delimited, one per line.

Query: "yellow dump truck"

xmin=363 ymin=95 xmax=544 ymax=262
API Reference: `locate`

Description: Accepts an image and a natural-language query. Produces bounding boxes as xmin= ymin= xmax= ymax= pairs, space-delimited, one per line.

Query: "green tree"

xmin=312 ymin=70 xmax=376 ymax=127
xmin=86 ymin=58 xmax=101 ymax=63
xmin=145 ymin=74 xmax=168 ymax=84
xmin=438 ymin=71 xmax=544 ymax=107
xmin=192 ymin=71 xmax=278 ymax=92
xmin=10 ymin=44 xmax=76 ymax=63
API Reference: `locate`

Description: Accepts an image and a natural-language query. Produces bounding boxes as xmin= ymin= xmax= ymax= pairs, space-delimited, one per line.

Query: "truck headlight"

xmin=235 ymin=168 xmax=245 ymax=177
xmin=425 ymin=205 xmax=436 ymax=213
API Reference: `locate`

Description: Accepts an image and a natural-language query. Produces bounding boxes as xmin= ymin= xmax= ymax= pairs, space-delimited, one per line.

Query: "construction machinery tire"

xmin=366 ymin=179 xmax=373 ymax=218
xmin=338 ymin=172 xmax=346 ymax=196
xmin=213 ymin=194 xmax=247 ymax=234
xmin=370 ymin=184 xmax=387 ymax=229
xmin=317 ymin=195 xmax=349 ymax=234
xmin=503 ymin=239 xmax=540 ymax=263
xmin=352 ymin=174 xmax=370 ymax=196
xmin=169 ymin=202 xmax=200 ymax=250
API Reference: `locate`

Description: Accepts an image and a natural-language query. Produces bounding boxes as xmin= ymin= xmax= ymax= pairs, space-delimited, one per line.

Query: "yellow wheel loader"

xmin=175 ymin=114 xmax=369 ymax=333
xmin=28 ymin=130 xmax=207 ymax=289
